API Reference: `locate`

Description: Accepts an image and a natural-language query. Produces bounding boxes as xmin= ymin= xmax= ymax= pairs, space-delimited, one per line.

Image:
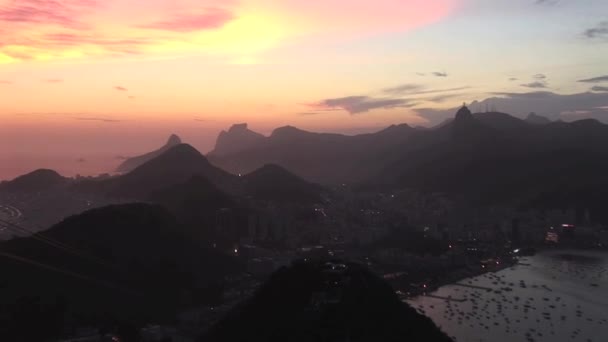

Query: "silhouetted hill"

xmin=78 ymin=144 xmax=241 ymax=199
xmin=243 ymin=164 xmax=324 ymax=205
xmin=0 ymin=169 xmax=67 ymax=193
xmin=114 ymin=144 xmax=239 ymax=197
xmin=150 ymin=175 xmax=236 ymax=213
xmin=202 ymin=260 xmax=452 ymax=342
xmin=452 ymin=105 xmax=500 ymax=141
xmin=208 ymin=124 xmax=416 ymax=184
xmin=116 ymin=134 xmax=182 ymax=173
xmin=148 ymin=175 xmax=247 ymax=244
xmin=0 ymin=203 xmax=241 ymax=340
xmin=210 ymin=123 xmax=265 ymax=156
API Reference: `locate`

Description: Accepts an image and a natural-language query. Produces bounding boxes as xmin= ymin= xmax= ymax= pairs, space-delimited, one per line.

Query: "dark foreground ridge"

xmin=0 ymin=168 xmax=67 ymax=193
xmin=203 ymin=259 xmax=453 ymax=342
xmin=0 ymin=203 xmax=241 ymax=341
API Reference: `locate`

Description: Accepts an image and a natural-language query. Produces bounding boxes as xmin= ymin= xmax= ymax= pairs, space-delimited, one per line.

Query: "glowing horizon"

xmin=1 ymin=0 xmax=608 ymax=180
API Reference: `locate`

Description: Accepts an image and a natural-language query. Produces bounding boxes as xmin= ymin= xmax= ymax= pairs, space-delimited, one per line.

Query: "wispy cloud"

xmin=44 ymin=78 xmax=63 ymax=83
xmin=114 ymin=86 xmax=127 ymax=91
xmin=141 ymin=8 xmax=234 ymax=32
xmin=382 ymin=83 xmax=424 ymax=95
xmin=428 ymin=92 xmax=465 ymax=103
xmin=591 ymin=86 xmax=608 ymax=92
xmin=298 ymin=112 xmax=322 ymax=116
xmin=432 ymin=71 xmax=448 ymax=77
xmin=508 ymin=77 xmax=518 ymax=81
xmin=533 ymin=74 xmax=547 ymax=80
xmin=521 ymin=81 xmax=547 ymax=89
xmin=311 ymin=83 xmax=472 ymax=115
xmin=310 ymin=96 xmax=414 ymax=115
xmin=584 ymin=21 xmax=608 ymax=39
xmin=41 ymin=33 xmax=151 ymax=54
xmin=578 ymin=75 xmax=608 ymax=83
xmin=535 ymin=0 xmax=559 ymax=5
xmin=382 ymin=84 xmax=469 ymax=96
xmin=417 ymin=91 xmax=608 ymax=125
xmin=14 ymin=112 xmax=123 ymax=123
xmin=74 ymin=117 xmax=122 ymax=123
xmin=0 ymin=80 xmax=12 ymax=84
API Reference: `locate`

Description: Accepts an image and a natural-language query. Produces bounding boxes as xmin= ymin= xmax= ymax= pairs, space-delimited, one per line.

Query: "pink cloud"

xmin=141 ymin=7 xmax=234 ymax=32
xmin=114 ymin=86 xmax=127 ymax=91
xmin=0 ymin=0 xmax=459 ymax=62
xmin=0 ymin=0 xmax=96 ymax=28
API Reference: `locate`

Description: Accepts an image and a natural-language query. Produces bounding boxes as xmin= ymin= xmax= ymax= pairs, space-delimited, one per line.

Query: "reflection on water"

xmin=407 ymin=250 xmax=608 ymax=342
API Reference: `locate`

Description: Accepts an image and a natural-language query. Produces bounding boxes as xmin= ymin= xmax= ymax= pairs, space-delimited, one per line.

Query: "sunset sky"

xmin=1 ymin=0 xmax=607 ymax=179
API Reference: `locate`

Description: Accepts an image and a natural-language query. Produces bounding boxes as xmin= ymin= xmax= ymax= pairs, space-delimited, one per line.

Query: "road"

xmin=0 ymin=204 xmax=23 ymax=235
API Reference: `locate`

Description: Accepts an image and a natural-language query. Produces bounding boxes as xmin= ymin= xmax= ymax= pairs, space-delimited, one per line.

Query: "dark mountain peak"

xmin=116 ymin=134 xmax=184 ymax=173
xmin=159 ymin=143 xmax=206 ymax=161
xmin=228 ymin=123 xmax=250 ymax=132
xmin=454 ymin=104 xmax=474 ymax=122
xmin=0 ymin=169 xmax=66 ymax=193
xmin=100 ymin=143 xmax=241 ymax=199
xmin=22 ymin=168 xmax=62 ymax=179
xmin=247 ymin=163 xmax=298 ymax=179
xmin=211 ymin=123 xmax=265 ymax=156
xmin=203 ymin=260 xmax=452 ymax=342
xmin=149 ymin=175 xmax=236 ymax=215
xmin=380 ymin=123 xmax=413 ymax=134
xmin=244 ymin=164 xmax=323 ymax=204
xmin=270 ymin=125 xmax=309 ymax=138
xmin=450 ymin=105 xmax=499 ymax=141
xmin=166 ymin=133 xmax=182 ymax=145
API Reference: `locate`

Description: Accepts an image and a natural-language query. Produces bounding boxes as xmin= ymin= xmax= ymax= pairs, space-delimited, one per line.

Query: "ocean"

xmin=407 ymin=250 xmax=608 ymax=342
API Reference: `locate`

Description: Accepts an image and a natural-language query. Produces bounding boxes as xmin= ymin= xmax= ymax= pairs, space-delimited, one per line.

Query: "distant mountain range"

xmin=5 ymin=106 xmax=608 ymax=222
xmin=75 ymin=143 xmax=324 ymax=205
xmin=115 ymin=134 xmax=182 ymax=173
xmin=206 ymin=112 xmax=555 ymax=185
xmin=207 ymin=107 xmax=608 ymax=222
xmin=379 ymin=107 xmax=608 ymax=221
xmin=208 ymin=123 xmax=416 ymax=184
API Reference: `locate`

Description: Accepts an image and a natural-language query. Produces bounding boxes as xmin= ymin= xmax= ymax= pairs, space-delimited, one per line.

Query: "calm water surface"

xmin=407 ymin=250 xmax=608 ymax=342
